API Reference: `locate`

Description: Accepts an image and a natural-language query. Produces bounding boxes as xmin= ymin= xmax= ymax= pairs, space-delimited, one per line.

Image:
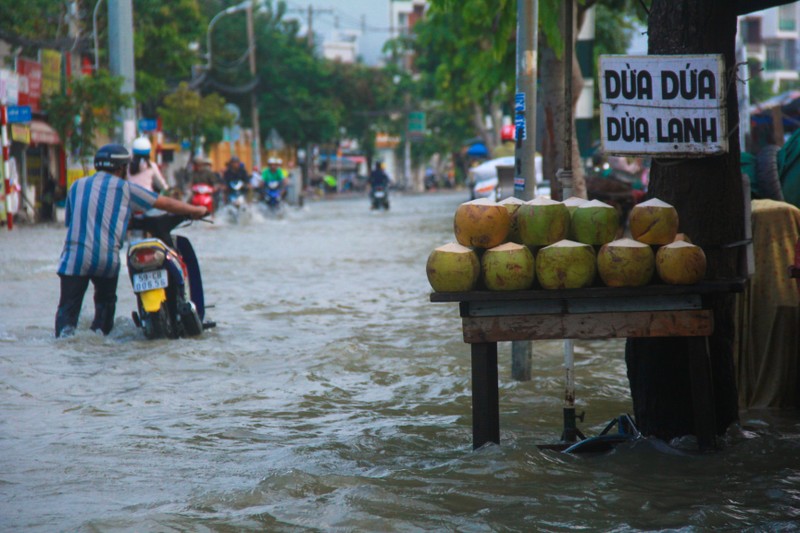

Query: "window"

xmin=779 ymin=5 xmax=797 ymax=31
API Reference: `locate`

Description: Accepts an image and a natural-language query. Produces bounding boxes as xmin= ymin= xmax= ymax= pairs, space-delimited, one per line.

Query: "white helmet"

xmin=132 ymin=136 xmax=152 ymax=156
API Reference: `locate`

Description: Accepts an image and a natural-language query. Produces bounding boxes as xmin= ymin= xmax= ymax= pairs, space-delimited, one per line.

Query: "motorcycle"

xmin=127 ymin=211 xmax=214 ymax=339
xmin=224 ymin=179 xmax=250 ymax=223
xmin=370 ymin=185 xmax=390 ymax=210
xmin=263 ymin=180 xmax=282 ymax=214
xmin=190 ymin=183 xmax=215 ymax=215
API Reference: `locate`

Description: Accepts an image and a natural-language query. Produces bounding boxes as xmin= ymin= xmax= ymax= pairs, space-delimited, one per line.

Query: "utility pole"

xmin=246 ymin=2 xmax=261 ymax=169
xmin=108 ymin=0 xmax=136 ymax=145
xmin=292 ymin=5 xmax=334 ymax=50
xmin=511 ymin=0 xmax=539 ymax=381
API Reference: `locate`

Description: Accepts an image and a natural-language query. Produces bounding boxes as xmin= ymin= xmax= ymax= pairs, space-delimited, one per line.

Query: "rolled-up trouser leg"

xmin=56 ymin=274 xmax=90 ymax=337
xmin=90 ymin=275 xmax=119 ymax=335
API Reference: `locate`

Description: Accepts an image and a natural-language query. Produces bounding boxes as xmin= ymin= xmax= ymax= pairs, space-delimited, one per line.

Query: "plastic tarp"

xmin=736 ymin=200 xmax=800 ymax=409
xmin=779 ymin=129 xmax=800 ymax=208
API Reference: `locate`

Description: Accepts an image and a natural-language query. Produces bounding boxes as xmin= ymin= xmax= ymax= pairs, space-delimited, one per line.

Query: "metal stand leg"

xmin=471 ymin=342 xmax=499 ymax=449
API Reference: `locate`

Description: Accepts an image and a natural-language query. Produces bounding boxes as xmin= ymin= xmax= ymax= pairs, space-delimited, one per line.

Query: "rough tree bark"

xmin=625 ymin=1 xmax=743 ymax=440
xmin=540 ymin=0 xmax=587 ymax=200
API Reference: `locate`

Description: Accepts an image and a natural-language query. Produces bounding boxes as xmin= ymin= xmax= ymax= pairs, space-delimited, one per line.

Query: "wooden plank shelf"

xmin=430 ymin=278 xmax=747 ymax=451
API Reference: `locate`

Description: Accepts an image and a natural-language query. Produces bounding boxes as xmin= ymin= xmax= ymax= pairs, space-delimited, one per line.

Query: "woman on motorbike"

xmin=128 ymin=136 xmax=169 ymax=193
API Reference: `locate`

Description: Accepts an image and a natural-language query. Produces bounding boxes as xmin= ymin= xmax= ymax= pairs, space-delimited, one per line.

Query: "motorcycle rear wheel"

xmin=179 ymin=301 xmax=203 ymax=337
xmin=142 ymin=305 xmax=173 ymax=340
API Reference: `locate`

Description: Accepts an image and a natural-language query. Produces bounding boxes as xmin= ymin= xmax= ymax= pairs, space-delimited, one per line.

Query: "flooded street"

xmin=1 ymin=190 xmax=799 ymax=531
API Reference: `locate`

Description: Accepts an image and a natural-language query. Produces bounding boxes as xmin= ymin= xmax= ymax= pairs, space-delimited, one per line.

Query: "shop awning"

xmin=30 ymin=120 xmax=61 ymax=145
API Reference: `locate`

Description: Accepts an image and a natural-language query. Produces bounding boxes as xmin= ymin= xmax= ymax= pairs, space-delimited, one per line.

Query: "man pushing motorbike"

xmin=55 ymin=144 xmax=207 ymax=338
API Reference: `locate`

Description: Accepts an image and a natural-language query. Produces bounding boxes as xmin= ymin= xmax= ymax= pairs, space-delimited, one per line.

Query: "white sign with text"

xmin=599 ymin=55 xmax=727 ymax=156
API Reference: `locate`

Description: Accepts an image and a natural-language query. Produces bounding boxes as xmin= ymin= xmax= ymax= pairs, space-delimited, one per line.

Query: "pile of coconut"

xmin=426 ymin=196 xmax=706 ymax=292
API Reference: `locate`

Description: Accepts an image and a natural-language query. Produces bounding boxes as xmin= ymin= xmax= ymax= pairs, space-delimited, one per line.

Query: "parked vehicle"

xmin=189 ymin=183 xmax=215 ymax=215
xmin=370 ymin=184 xmax=390 ymax=210
xmin=127 ymin=212 xmax=214 ymax=339
xmin=468 ymin=155 xmax=546 ymax=200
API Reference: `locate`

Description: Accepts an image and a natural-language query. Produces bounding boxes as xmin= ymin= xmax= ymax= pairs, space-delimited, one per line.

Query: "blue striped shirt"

xmin=57 ymin=172 xmax=159 ymax=277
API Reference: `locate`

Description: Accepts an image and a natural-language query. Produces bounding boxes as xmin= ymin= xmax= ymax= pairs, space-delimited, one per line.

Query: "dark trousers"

xmin=55 ymin=274 xmax=119 ymax=337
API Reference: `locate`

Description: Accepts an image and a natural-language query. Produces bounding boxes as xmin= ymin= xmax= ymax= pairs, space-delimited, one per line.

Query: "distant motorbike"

xmin=370 ymin=185 xmax=390 ymax=210
xmin=263 ymin=180 xmax=282 ymax=214
xmin=224 ymin=179 xmax=249 ymax=223
xmin=190 ymin=183 xmax=215 ymax=215
xmin=127 ymin=212 xmax=214 ymax=339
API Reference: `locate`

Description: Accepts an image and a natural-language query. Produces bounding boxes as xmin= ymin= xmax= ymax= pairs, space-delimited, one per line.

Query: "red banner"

xmin=16 ymin=58 xmax=42 ymax=112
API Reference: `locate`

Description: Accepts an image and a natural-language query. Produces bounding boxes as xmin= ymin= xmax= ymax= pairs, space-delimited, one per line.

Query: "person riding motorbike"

xmin=261 ymin=158 xmax=286 ymax=198
xmin=54 ymin=144 xmax=207 ymax=338
xmin=128 ymin=136 xmax=168 ymax=193
xmin=368 ymin=161 xmax=391 ymax=210
xmin=222 ymin=157 xmax=249 ymax=204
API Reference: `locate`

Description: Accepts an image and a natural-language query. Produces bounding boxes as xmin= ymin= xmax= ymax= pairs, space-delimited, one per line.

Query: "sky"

xmin=280 ymin=0 xmax=394 ymax=65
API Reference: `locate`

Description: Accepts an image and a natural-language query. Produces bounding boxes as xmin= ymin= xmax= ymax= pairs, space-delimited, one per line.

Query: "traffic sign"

xmin=6 ymin=105 xmax=31 ymax=124
xmin=408 ymin=111 xmax=426 ymax=133
xmin=138 ymin=118 xmax=158 ymax=132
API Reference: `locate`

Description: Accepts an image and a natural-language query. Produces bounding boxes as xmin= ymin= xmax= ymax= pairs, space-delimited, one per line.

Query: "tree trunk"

xmin=625 ymin=0 xmax=742 ymax=440
xmin=540 ymin=0 xmax=586 ymax=201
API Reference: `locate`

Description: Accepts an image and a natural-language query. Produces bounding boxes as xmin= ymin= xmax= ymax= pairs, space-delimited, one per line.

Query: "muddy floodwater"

xmin=1 ymin=191 xmax=799 ymax=531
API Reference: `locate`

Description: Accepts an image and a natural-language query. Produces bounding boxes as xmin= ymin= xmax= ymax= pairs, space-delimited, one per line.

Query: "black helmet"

xmin=94 ymin=144 xmax=131 ymax=172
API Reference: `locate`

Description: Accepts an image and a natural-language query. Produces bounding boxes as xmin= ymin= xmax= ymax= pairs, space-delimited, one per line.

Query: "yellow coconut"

xmin=498 ymin=196 xmax=526 ymax=244
xmin=454 ymin=198 xmax=511 ymax=249
xmin=571 ymin=199 xmax=620 ymax=245
xmin=517 ymin=197 xmax=571 ymax=246
xmin=426 ymin=243 xmax=481 ymax=292
xmin=597 ymin=238 xmax=655 ymax=287
xmin=656 ymin=241 xmax=707 ymax=285
xmin=536 ymin=239 xmax=596 ymax=289
xmin=481 ymin=242 xmax=535 ymax=291
xmin=629 ymin=198 xmax=679 ymax=245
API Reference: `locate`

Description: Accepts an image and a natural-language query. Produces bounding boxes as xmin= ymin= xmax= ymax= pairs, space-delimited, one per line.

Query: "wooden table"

xmin=430 ymin=279 xmax=746 ymax=451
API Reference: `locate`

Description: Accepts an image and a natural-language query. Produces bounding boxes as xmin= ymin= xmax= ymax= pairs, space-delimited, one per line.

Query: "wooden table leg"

xmin=688 ymin=336 xmax=717 ymax=451
xmin=471 ymin=342 xmax=499 ymax=449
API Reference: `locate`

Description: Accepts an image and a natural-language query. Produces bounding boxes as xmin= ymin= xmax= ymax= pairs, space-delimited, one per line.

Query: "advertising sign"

xmin=0 ymin=69 xmax=19 ymax=105
xmin=41 ymin=49 xmax=62 ymax=97
xmin=16 ymin=58 xmax=43 ymax=112
xmin=599 ymin=55 xmax=727 ymax=156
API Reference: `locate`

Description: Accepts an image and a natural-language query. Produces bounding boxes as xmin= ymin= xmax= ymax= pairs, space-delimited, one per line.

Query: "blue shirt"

xmin=57 ymin=172 xmax=159 ymax=277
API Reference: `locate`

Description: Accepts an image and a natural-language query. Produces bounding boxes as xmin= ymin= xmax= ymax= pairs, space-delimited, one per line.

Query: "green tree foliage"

xmin=43 ymin=70 xmax=131 ymax=166
xmin=132 ymin=0 xmax=205 ymax=112
xmin=414 ymin=0 xmax=516 ymax=152
xmin=158 ymin=82 xmax=235 ymax=157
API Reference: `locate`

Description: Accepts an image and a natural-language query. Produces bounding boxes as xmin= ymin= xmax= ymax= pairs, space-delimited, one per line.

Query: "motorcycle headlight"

xmin=130 ymin=248 xmax=166 ymax=269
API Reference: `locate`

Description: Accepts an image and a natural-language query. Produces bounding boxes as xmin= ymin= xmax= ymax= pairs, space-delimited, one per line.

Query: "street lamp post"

xmin=205 ymin=0 xmax=261 ymax=169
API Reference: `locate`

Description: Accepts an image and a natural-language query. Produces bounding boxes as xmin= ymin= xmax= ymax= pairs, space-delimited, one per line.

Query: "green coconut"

xmin=481 ymin=242 xmax=535 ymax=291
xmin=426 ymin=243 xmax=481 ymax=292
xmin=629 ymin=198 xmax=679 ymax=245
xmin=656 ymin=241 xmax=707 ymax=285
xmin=597 ymin=238 xmax=655 ymax=287
xmin=536 ymin=239 xmax=596 ymax=289
xmin=498 ymin=196 xmax=526 ymax=244
xmin=563 ymin=196 xmax=589 ymax=215
xmin=571 ymin=199 xmax=620 ymax=245
xmin=454 ymin=198 xmax=511 ymax=249
xmin=517 ymin=197 xmax=570 ymax=247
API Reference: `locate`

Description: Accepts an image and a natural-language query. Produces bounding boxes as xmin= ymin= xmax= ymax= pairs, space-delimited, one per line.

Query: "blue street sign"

xmin=515 ymin=92 xmax=525 ymax=113
xmin=138 ymin=118 xmax=158 ymax=132
xmin=6 ymin=105 xmax=31 ymax=124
